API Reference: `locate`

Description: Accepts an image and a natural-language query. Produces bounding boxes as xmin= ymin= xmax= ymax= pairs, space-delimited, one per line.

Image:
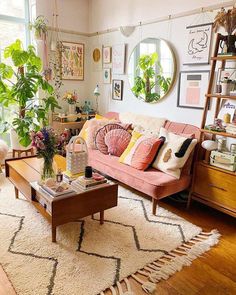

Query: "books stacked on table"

xmin=39 ymin=182 xmax=75 ymax=197
xmin=226 ymin=123 xmax=236 ymax=135
xmin=71 ymin=174 xmax=107 ymax=191
xmin=63 ymin=170 xmax=84 ymax=182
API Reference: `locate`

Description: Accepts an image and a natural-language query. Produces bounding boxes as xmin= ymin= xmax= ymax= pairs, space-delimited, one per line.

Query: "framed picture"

xmin=103 ymin=46 xmax=112 ymax=63
xmin=177 ymin=71 xmax=210 ymax=109
xmin=112 ymin=44 xmax=126 ymax=74
xmin=217 ymin=68 xmax=236 ymax=83
xmin=103 ymin=68 xmax=111 ymax=84
xmin=61 ymin=41 xmax=84 ymax=80
xmin=183 ymin=23 xmax=213 ymax=65
xmin=112 ymin=80 xmax=123 ymax=100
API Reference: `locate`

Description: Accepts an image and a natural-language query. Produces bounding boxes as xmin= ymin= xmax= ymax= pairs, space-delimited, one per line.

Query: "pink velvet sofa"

xmin=88 ymin=112 xmax=200 ymax=215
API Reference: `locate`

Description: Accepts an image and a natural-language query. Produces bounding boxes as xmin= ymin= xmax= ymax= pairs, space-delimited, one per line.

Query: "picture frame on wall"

xmin=112 ymin=44 xmax=126 ymax=74
xmin=103 ymin=68 xmax=111 ymax=84
xmin=183 ymin=23 xmax=213 ymax=65
xmin=177 ymin=71 xmax=210 ymax=109
xmin=112 ymin=79 xmax=123 ymax=100
xmin=103 ymin=46 xmax=112 ymax=63
xmin=61 ymin=41 xmax=84 ymax=80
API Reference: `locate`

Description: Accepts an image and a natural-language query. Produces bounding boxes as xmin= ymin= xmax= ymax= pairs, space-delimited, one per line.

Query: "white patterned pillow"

xmin=152 ymin=127 xmax=197 ymax=179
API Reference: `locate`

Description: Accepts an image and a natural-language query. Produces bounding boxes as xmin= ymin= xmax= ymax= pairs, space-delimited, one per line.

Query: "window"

xmin=0 ymin=0 xmax=31 ymax=145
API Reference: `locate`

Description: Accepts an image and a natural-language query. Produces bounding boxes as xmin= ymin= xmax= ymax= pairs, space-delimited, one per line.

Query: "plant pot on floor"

xmin=10 ymin=129 xmax=32 ymax=151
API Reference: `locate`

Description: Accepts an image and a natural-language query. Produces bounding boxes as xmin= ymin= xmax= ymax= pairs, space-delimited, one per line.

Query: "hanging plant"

xmin=49 ymin=42 xmax=63 ymax=99
xmin=29 ymin=15 xmax=48 ymax=40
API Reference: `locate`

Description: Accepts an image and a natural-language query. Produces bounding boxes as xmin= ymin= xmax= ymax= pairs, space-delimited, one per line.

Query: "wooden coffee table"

xmin=5 ymin=156 xmax=118 ymax=242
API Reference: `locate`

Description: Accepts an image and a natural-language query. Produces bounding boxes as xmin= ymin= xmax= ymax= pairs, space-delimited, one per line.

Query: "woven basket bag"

xmin=66 ymin=136 xmax=88 ymax=175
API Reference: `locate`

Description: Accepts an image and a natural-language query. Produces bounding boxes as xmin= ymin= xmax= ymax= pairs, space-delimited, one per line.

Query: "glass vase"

xmin=41 ymin=157 xmax=57 ymax=181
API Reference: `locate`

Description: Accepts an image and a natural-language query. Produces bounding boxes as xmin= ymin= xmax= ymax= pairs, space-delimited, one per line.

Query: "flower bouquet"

xmin=63 ymin=91 xmax=78 ymax=104
xmin=31 ymin=127 xmax=59 ymax=180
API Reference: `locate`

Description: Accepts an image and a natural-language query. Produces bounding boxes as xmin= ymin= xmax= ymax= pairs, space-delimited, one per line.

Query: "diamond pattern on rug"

xmin=0 ymin=175 xmax=219 ymax=295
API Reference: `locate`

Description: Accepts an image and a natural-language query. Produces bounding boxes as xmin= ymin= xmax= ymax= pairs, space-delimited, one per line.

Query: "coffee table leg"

xmin=52 ymin=226 xmax=57 ymax=243
xmin=14 ymin=187 xmax=19 ymax=199
xmin=100 ymin=211 xmax=104 ymax=225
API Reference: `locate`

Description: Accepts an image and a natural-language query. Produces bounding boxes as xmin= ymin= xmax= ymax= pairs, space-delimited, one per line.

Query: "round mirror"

xmin=128 ymin=38 xmax=176 ymax=103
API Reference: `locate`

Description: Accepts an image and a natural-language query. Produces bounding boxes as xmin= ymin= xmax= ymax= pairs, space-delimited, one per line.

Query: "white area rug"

xmin=0 ymin=174 xmax=220 ymax=295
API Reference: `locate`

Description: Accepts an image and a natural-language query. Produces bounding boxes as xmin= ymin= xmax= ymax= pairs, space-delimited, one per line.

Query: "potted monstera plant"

xmin=0 ymin=39 xmax=60 ymax=148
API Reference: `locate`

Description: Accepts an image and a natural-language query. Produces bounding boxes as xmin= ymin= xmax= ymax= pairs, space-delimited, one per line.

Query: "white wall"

xmin=88 ymin=0 xmax=223 ymax=32
xmin=37 ymin=0 xmax=89 ymax=32
xmin=36 ymin=0 xmax=90 ymax=113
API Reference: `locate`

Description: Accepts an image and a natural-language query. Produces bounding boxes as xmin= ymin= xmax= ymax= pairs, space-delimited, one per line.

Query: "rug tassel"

xmin=110 ymin=286 xmax=117 ymax=295
xmin=131 ymin=274 xmax=156 ymax=294
xmin=123 ymin=278 xmax=135 ymax=295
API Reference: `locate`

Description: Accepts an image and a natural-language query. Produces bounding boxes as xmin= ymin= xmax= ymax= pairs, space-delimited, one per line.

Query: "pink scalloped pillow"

xmin=105 ymin=129 xmax=131 ymax=157
xmin=95 ymin=123 xmax=131 ymax=154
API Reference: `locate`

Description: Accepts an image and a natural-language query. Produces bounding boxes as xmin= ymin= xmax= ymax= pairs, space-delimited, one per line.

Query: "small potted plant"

xmin=29 ymin=15 xmax=48 ymax=40
xmin=213 ymin=7 xmax=236 ymax=54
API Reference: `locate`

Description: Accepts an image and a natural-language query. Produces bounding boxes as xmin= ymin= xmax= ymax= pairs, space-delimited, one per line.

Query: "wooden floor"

xmin=1 ymin=192 xmax=236 ymax=295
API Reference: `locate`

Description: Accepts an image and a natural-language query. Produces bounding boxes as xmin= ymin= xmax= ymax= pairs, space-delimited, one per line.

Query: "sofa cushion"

xmin=119 ymin=112 xmax=166 ymax=134
xmin=88 ymin=149 xmax=191 ymax=198
xmin=152 ymin=128 xmax=197 ymax=179
xmin=105 ymin=129 xmax=131 ymax=156
xmin=119 ymin=131 xmax=142 ymax=164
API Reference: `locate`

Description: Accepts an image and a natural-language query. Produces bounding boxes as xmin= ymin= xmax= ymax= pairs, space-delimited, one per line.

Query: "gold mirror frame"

xmin=128 ymin=38 xmax=177 ymax=103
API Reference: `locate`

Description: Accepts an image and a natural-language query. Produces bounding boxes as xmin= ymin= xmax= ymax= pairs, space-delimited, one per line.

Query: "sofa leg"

xmin=152 ymin=198 xmax=158 ymax=215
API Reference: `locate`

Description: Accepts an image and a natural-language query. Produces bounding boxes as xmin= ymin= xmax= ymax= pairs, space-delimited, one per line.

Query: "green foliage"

xmin=131 ymin=52 xmax=171 ymax=103
xmin=0 ymin=39 xmax=60 ymax=147
xmin=29 ymin=15 xmax=48 ymax=39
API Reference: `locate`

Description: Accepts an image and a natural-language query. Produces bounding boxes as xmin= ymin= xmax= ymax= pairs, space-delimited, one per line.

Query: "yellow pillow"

xmin=95 ymin=114 xmax=106 ymax=120
xmin=119 ymin=131 xmax=142 ymax=163
xmin=79 ymin=120 xmax=89 ymax=140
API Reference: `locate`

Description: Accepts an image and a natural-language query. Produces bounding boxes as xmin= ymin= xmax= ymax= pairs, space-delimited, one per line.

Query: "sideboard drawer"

xmin=193 ymin=163 xmax=236 ymax=210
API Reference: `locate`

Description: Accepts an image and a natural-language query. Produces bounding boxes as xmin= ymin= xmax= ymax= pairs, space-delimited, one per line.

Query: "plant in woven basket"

xmin=213 ymin=7 xmax=236 ymax=53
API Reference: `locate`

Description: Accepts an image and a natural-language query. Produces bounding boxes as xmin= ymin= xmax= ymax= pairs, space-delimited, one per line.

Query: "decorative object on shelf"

xmin=63 ymin=91 xmax=78 ymax=115
xmin=177 ymin=71 xmax=210 ymax=109
xmin=66 ymin=136 xmax=88 ymax=176
xmin=112 ymin=44 xmax=126 ymax=74
xmin=226 ymin=123 xmax=236 ymax=135
xmin=128 ymin=38 xmax=176 ymax=103
xmin=213 ymin=7 xmax=236 ymax=55
xmin=61 ymin=41 xmax=84 ymax=80
xmin=29 ymin=15 xmax=48 ymax=40
xmin=217 ymin=137 xmax=227 ymax=152
xmin=31 ymin=128 xmax=59 ymax=181
xmin=204 ymin=118 xmax=226 ymax=132
xmin=230 ymin=143 xmax=236 ymax=154
xmin=184 ymin=23 xmax=213 ymax=65
xmin=93 ymin=85 xmax=100 ymax=112
xmin=0 ymin=39 xmax=59 ymax=148
xmin=221 ymin=77 xmax=233 ymax=95
xmin=210 ymin=150 xmax=236 ymax=171
xmin=112 ymin=80 xmax=123 ymax=101
xmin=103 ymin=46 xmax=112 ymax=63
xmin=119 ymin=26 xmax=135 ymax=37
xmin=217 ymin=67 xmax=236 ymax=85
xmin=201 ymin=140 xmax=218 ymax=163
xmin=218 ymin=101 xmax=236 ymax=123
xmin=103 ymin=68 xmax=111 ymax=83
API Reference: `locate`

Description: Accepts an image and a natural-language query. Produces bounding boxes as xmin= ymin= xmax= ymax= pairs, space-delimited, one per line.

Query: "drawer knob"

xmin=208 ymin=184 xmax=227 ymax=192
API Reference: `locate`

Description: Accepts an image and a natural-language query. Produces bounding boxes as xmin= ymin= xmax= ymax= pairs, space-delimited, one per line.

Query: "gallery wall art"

xmin=183 ymin=23 xmax=212 ymax=65
xmin=112 ymin=44 xmax=126 ymax=74
xmin=103 ymin=46 xmax=112 ymax=64
xmin=177 ymin=71 xmax=210 ymax=109
xmin=103 ymin=68 xmax=111 ymax=84
xmin=112 ymin=79 xmax=123 ymax=100
xmin=61 ymin=41 xmax=84 ymax=80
